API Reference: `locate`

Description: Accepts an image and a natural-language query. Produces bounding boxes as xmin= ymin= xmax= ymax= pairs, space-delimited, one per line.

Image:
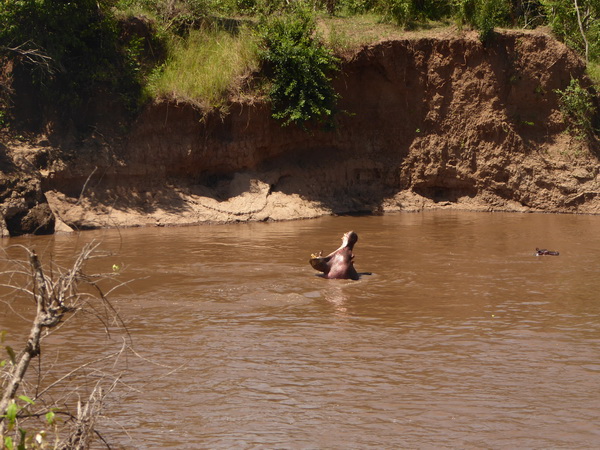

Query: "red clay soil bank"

xmin=2 ymin=29 xmax=599 ymax=235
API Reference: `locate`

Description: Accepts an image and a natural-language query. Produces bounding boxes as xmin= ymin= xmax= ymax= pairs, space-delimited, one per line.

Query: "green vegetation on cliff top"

xmin=1 ymin=0 xmax=599 ymax=131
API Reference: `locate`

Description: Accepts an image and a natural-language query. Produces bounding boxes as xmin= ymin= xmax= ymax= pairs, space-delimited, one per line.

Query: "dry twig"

xmin=0 ymin=241 xmax=125 ymax=446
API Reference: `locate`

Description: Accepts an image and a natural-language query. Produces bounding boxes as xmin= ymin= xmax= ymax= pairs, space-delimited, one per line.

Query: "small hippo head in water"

xmin=309 ymin=231 xmax=360 ymax=280
xmin=535 ymin=247 xmax=559 ymax=256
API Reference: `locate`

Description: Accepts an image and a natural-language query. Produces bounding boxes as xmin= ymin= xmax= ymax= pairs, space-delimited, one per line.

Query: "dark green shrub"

xmin=414 ymin=0 xmax=453 ymax=20
xmin=0 ymin=0 xmax=145 ymax=124
xmin=555 ymin=77 xmax=597 ymax=138
xmin=258 ymin=5 xmax=340 ymax=128
xmin=513 ymin=0 xmax=545 ymax=28
xmin=477 ymin=0 xmax=497 ymax=43
xmin=452 ymin=0 xmax=477 ymax=27
xmin=1 ymin=0 xmax=113 ymax=83
xmin=454 ymin=0 xmax=544 ymax=29
xmin=340 ymin=0 xmax=379 ymax=15
xmin=386 ymin=0 xmax=418 ymax=28
xmin=478 ymin=0 xmax=510 ymax=43
xmin=376 ymin=0 xmax=451 ymax=29
xmin=450 ymin=0 xmax=510 ymax=43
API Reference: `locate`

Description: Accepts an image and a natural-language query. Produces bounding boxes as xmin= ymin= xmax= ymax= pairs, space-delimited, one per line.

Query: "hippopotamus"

xmin=309 ymin=231 xmax=360 ymax=280
xmin=535 ymin=248 xmax=560 ymax=256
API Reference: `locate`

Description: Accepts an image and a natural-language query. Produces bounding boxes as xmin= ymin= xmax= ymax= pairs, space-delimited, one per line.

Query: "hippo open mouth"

xmin=309 ymin=231 xmax=360 ymax=280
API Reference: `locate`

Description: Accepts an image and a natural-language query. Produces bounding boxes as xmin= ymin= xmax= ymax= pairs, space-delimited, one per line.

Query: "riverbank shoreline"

xmin=2 ymin=29 xmax=599 ymax=236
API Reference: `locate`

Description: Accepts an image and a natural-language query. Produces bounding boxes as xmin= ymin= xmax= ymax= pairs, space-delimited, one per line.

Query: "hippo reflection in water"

xmin=309 ymin=231 xmax=360 ymax=280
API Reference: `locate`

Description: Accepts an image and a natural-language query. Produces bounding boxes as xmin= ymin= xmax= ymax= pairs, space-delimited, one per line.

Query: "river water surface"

xmin=1 ymin=211 xmax=600 ymax=448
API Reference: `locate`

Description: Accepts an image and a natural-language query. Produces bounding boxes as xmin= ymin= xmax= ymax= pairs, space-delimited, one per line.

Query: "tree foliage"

xmin=0 ymin=0 xmax=144 ymax=118
xmin=258 ymin=5 xmax=340 ymax=127
xmin=540 ymin=0 xmax=600 ymax=62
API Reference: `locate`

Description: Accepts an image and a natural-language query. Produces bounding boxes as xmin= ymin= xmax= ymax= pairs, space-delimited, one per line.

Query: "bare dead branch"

xmin=56 ymin=379 xmax=117 ymax=450
xmin=0 ymin=241 xmax=125 ymax=442
xmin=32 ymin=343 xmax=127 ymax=403
xmin=76 ymin=167 xmax=98 ymax=206
xmin=1 ymin=41 xmax=55 ymax=75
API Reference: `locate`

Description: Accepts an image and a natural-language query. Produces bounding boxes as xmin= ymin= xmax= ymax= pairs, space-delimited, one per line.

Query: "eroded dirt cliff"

xmin=2 ymin=29 xmax=599 ymax=235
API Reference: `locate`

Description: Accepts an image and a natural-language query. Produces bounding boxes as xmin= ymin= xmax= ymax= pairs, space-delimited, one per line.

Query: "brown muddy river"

xmin=2 ymin=211 xmax=600 ymax=448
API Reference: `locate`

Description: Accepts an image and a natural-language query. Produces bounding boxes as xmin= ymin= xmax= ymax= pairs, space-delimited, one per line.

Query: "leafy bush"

xmin=453 ymin=0 xmax=543 ymax=29
xmin=380 ymin=0 xmax=417 ymax=28
xmin=555 ymin=77 xmax=597 ymax=137
xmin=451 ymin=0 xmax=510 ymax=43
xmin=452 ymin=0 xmax=477 ymax=27
xmin=373 ymin=0 xmax=452 ymax=29
xmin=341 ymin=0 xmax=379 ymax=15
xmin=258 ymin=5 xmax=340 ymax=127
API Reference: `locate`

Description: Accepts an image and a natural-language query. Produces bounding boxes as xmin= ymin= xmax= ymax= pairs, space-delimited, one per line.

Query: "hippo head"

xmin=342 ymin=231 xmax=358 ymax=248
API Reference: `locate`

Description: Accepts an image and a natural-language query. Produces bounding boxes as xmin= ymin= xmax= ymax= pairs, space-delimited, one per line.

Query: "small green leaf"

xmin=46 ymin=411 xmax=55 ymax=425
xmin=6 ymin=401 xmax=18 ymax=423
xmin=4 ymin=436 xmax=14 ymax=450
xmin=5 ymin=346 xmax=16 ymax=363
xmin=18 ymin=395 xmax=34 ymax=405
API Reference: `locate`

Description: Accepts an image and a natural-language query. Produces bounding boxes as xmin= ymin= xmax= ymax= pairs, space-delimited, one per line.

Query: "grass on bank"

xmin=319 ymin=13 xmax=455 ymax=55
xmin=146 ymin=24 xmax=260 ymax=110
xmin=319 ymin=13 xmax=405 ymax=54
xmin=586 ymin=61 xmax=600 ymax=86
